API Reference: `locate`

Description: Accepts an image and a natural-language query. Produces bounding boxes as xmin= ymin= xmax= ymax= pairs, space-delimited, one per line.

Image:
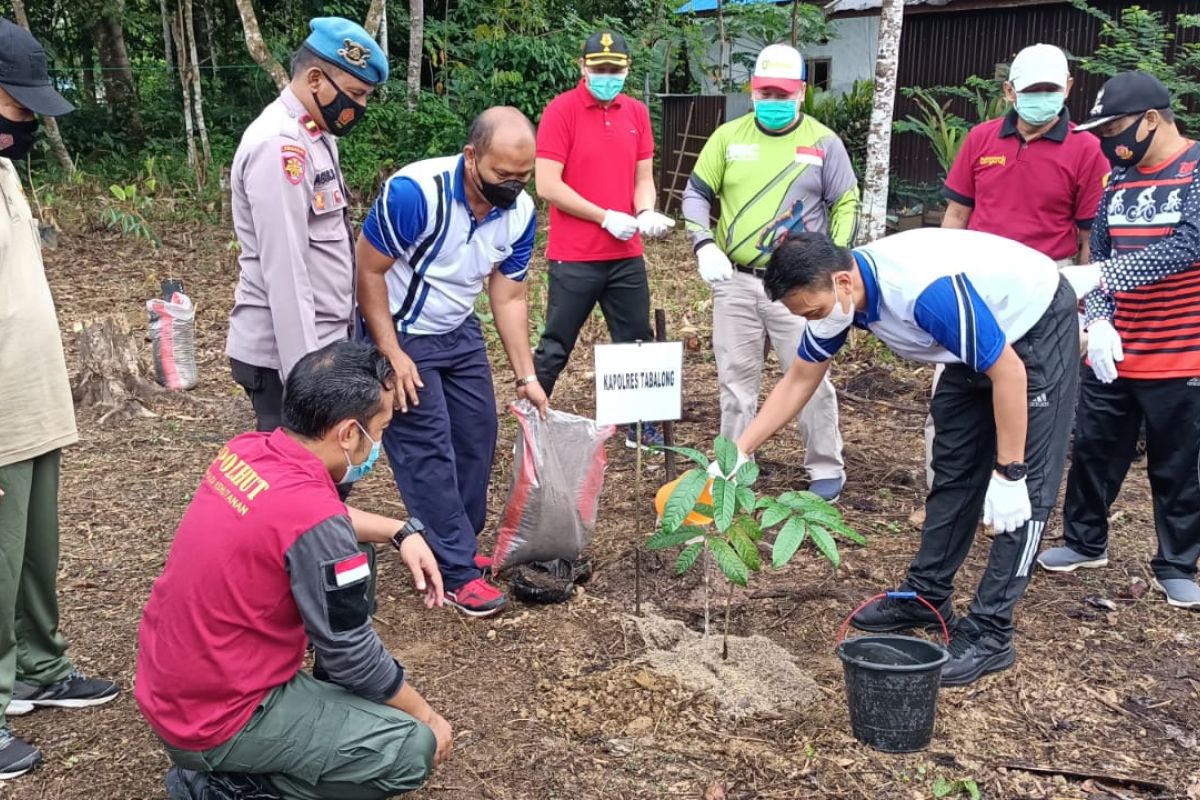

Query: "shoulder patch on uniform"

xmin=300 ymin=114 xmax=322 ymax=140
xmin=282 ymin=152 xmax=306 ymax=185
xmin=333 ymin=552 xmax=370 ymax=587
xmin=795 ymin=146 xmax=825 ymax=166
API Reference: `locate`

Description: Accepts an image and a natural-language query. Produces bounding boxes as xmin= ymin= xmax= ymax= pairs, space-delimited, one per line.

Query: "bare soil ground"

xmin=7 ymin=220 xmax=1199 ymax=800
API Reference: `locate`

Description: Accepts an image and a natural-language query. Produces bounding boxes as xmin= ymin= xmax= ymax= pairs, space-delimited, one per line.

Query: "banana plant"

xmin=649 ymin=436 xmax=866 ymax=659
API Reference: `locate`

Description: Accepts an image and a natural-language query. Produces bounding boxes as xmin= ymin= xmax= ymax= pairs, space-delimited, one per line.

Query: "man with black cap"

xmin=533 ymin=30 xmax=675 ymax=449
xmin=0 ymin=17 xmax=119 ymax=781
xmin=1039 ymin=72 xmax=1200 ymax=610
xmin=226 ymin=17 xmax=388 ymax=432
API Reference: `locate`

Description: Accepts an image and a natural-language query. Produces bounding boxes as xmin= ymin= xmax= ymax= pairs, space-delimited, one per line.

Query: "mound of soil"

xmin=631 ymin=611 xmax=820 ymax=720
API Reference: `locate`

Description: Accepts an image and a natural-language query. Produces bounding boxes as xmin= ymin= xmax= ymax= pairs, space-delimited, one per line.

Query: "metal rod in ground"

xmin=635 ymin=418 xmax=643 ymax=616
xmin=653 ymin=308 xmax=677 ymax=480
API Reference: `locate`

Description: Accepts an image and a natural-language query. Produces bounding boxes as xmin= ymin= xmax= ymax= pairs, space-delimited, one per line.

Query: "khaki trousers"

xmin=712 ymin=271 xmax=845 ymax=481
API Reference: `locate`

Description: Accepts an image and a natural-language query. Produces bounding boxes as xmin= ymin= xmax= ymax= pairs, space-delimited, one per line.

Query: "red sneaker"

xmin=446 ymin=578 xmax=507 ymax=618
xmin=474 ymin=554 xmax=494 ymax=573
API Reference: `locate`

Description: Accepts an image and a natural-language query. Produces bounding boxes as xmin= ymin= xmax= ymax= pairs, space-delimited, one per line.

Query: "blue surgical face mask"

xmin=339 ymin=421 xmax=381 ymax=485
xmin=1014 ymin=91 xmax=1065 ymax=126
xmin=754 ymin=98 xmax=799 ymax=131
xmin=586 ymin=71 xmax=626 ymax=103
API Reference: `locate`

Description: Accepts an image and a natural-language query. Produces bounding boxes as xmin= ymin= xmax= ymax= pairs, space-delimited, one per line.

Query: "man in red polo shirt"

xmin=911 ymin=43 xmax=1109 ymax=511
xmin=533 ymin=30 xmax=674 ymax=449
xmin=136 ymin=341 xmax=452 ymax=799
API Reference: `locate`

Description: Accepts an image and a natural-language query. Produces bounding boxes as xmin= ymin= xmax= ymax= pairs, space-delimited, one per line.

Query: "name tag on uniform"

xmin=311 ymin=188 xmax=347 ymax=215
xmin=727 ymin=143 xmax=759 ymax=162
xmin=795 ymin=146 xmax=825 ymax=167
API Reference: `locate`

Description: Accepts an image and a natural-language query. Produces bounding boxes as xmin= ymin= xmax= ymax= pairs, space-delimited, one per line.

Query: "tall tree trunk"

xmin=365 ymin=0 xmax=384 ymax=37
xmin=159 ymin=0 xmax=176 ymax=70
xmin=9 ymin=0 xmax=74 ymax=173
xmin=715 ymin=0 xmax=726 ymax=93
xmin=234 ymin=0 xmax=288 ymax=90
xmin=407 ymin=0 xmax=423 ymax=109
xmin=184 ymin=0 xmax=213 ymax=171
xmin=171 ymin=7 xmax=199 ymax=173
xmin=95 ymin=14 xmax=144 ymax=136
xmin=857 ymin=0 xmax=904 ymax=245
xmin=204 ymin=0 xmax=219 ymax=77
xmin=378 ymin=1 xmax=388 ymax=65
xmin=80 ymin=28 xmax=98 ymax=106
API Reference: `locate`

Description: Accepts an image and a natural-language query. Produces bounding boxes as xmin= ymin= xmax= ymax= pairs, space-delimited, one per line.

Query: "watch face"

xmin=1007 ymin=463 xmax=1028 ymax=480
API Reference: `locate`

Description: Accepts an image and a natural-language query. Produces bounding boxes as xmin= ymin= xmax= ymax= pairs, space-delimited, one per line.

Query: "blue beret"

xmin=303 ymin=17 xmax=388 ymax=85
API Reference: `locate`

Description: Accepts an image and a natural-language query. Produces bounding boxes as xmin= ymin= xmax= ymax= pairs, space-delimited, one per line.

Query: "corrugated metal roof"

xmin=675 ymin=0 xmax=784 ymax=14
xmin=823 ymin=0 xmax=952 ymax=12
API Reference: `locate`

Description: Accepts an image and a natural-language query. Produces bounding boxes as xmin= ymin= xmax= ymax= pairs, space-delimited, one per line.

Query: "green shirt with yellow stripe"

xmin=682 ymin=112 xmax=860 ymax=267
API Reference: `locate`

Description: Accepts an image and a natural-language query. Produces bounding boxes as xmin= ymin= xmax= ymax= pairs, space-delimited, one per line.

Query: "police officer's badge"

xmin=600 ymin=33 xmax=613 ymax=52
xmin=338 ymin=38 xmax=370 ymax=68
xmin=281 ymin=145 xmax=306 ymax=185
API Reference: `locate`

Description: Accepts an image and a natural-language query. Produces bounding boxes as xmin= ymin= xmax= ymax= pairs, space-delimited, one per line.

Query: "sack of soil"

xmin=146 ymin=291 xmax=198 ymax=391
xmin=491 ymin=401 xmax=614 ymax=574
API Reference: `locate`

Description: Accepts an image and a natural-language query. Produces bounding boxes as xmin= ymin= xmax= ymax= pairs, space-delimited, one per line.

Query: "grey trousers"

xmin=712 ymin=270 xmax=845 ymax=481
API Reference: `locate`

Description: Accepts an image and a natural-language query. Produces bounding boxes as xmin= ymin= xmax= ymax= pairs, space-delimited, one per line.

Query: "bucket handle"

xmin=835 ymin=591 xmax=951 ymax=651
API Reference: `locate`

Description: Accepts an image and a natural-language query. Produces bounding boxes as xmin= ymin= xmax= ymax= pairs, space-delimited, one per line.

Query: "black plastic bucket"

xmin=836 ymin=634 xmax=950 ymax=752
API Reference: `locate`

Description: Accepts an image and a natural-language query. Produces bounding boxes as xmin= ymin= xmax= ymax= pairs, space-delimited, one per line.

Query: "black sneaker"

xmin=11 ymin=671 xmax=119 ymax=711
xmin=0 ymin=728 xmax=42 ymax=781
xmin=850 ymin=589 xmax=957 ymax=634
xmin=166 ymin=768 xmax=281 ymax=800
xmin=940 ymin=619 xmax=1016 ymax=687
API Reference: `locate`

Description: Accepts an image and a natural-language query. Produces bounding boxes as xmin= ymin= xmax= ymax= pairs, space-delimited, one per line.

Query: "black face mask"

xmin=0 ymin=113 xmax=38 ymax=160
xmin=472 ymin=157 xmax=525 ymax=210
xmin=313 ymin=71 xmax=365 ymax=137
xmin=1100 ymin=112 xmax=1156 ymax=168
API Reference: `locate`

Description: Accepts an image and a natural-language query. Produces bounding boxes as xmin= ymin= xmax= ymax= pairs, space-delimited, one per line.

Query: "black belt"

xmin=734 ymin=263 xmax=767 ymax=278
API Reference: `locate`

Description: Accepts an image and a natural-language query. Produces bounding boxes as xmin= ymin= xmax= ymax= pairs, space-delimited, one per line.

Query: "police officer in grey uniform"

xmin=226 ymin=17 xmax=387 ymax=431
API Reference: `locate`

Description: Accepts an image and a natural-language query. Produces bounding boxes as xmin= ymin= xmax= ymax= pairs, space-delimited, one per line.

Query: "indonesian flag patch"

xmin=795 ymin=146 xmax=825 ymax=167
xmin=333 ymin=552 xmax=370 ymax=586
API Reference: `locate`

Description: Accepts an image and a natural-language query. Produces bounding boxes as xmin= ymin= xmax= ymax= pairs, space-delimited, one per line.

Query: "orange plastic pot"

xmin=654 ymin=475 xmax=714 ymax=526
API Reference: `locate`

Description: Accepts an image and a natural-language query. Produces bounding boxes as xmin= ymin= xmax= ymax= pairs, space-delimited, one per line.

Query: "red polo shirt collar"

xmin=998 ymin=108 xmax=1070 ymax=143
xmin=575 ymin=78 xmax=623 ymax=109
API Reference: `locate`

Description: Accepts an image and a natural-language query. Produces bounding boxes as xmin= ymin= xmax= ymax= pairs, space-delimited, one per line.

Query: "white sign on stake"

xmin=594 ymin=341 xmax=683 ymax=426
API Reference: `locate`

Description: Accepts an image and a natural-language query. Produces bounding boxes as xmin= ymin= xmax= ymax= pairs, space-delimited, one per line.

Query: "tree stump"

xmin=72 ymin=315 xmax=160 ymax=423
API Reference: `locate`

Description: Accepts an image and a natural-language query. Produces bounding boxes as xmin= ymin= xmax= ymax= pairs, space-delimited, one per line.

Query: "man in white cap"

xmin=909 ymin=43 xmax=1109 ymax=515
xmin=682 ymin=43 xmax=856 ymax=500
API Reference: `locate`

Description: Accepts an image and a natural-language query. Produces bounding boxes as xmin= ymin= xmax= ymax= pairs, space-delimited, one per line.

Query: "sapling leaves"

xmin=675 ymin=541 xmax=703 ymax=575
xmin=711 ymin=476 xmax=737 ymax=532
xmin=709 ymin=537 xmax=748 ymax=587
xmin=662 ymin=468 xmax=708 ymax=533
xmin=647 ymin=526 xmax=706 ymax=550
xmin=714 ymin=435 xmax=739 ymax=476
xmin=808 ymin=524 xmax=841 ymax=568
xmin=772 ymin=516 xmax=807 ymax=568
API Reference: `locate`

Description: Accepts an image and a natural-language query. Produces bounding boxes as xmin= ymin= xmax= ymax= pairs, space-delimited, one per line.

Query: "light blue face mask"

xmin=339 ymin=421 xmax=381 ymax=485
xmin=587 ymin=72 xmax=626 ymax=103
xmin=754 ymin=98 xmax=799 ymax=131
xmin=1015 ymin=91 xmax=1064 ymax=126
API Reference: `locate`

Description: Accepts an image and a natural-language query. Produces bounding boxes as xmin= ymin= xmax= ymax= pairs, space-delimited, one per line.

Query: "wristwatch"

xmin=994 ymin=461 xmax=1029 ymax=481
xmin=514 ymin=375 xmax=538 ymax=388
xmin=389 ymin=517 xmax=426 ymax=551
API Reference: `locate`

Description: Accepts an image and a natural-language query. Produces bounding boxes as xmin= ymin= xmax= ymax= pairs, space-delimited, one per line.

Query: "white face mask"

xmin=806 ymin=283 xmax=854 ymax=340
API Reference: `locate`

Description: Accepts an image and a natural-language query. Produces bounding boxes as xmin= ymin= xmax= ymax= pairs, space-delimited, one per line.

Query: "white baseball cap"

xmin=752 ymin=44 xmax=805 ymax=94
xmin=1009 ymin=44 xmax=1069 ymax=92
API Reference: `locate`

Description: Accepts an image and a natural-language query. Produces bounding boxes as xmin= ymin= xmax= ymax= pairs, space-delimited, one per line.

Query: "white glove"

xmin=1086 ymin=319 xmax=1124 ymax=384
xmin=637 ymin=210 xmax=676 ymax=239
xmin=982 ymin=474 xmax=1031 ymax=534
xmin=601 ymin=209 xmax=638 ymax=241
xmin=707 ymin=451 xmax=750 ymax=481
xmin=697 ymin=242 xmax=734 ymax=285
xmin=1061 ymin=264 xmax=1103 ymax=299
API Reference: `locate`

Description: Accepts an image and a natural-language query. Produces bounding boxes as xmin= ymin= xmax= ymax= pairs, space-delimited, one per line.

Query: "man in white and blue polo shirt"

xmin=724 ymin=227 xmax=1079 ymax=686
xmin=356 ymin=107 xmax=545 ymax=618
